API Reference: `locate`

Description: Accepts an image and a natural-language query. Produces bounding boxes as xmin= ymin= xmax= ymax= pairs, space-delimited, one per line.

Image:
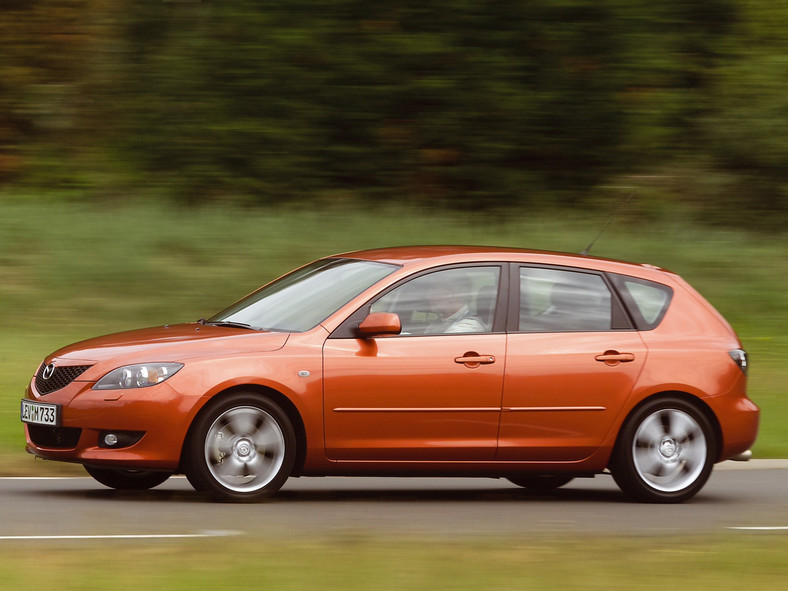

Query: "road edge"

xmin=716 ymin=459 xmax=788 ymax=470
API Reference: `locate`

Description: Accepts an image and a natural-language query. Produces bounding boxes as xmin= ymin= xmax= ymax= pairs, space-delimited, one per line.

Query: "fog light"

xmin=98 ymin=430 xmax=144 ymax=449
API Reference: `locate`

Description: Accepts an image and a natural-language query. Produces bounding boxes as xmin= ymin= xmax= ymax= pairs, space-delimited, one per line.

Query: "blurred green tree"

xmin=0 ymin=0 xmax=89 ymax=182
xmin=1 ymin=0 xmax=785 ymax=224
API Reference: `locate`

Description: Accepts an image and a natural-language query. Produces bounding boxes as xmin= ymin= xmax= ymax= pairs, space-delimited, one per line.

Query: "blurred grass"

xmin=0 ymin=534 xmax=787 ymax=590
xmin=1 ymin=198 xmax=785 ymax=473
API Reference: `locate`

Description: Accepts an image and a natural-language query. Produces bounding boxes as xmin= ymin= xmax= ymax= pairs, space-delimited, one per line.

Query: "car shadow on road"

xmin=275 ymin=486 xmax=628 ymax=504
xmin=23 ymin=483 xmax=631 ymax=504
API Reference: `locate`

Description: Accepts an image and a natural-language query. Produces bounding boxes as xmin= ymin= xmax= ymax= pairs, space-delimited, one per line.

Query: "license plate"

xmin=20 ymin=399 xmax=60 ymax=426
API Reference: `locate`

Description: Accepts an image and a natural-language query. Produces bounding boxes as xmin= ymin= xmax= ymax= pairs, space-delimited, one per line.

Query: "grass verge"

xmin=2 ymin=198 xmax=786 ymax=473
xmin=0 ymin=534 xmax=786 ymax=590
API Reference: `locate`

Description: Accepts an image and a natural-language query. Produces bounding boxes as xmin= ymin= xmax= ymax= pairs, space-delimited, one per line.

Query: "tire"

xmin=507 ymin=475 xmax=574 ymax=491
xmin=185 ymin=392 xmax=296 ymax=502
xmin=611 ymin=397 xmax=715 ymax=503
xmin=84 ymin=466 xmax=171 ymax=490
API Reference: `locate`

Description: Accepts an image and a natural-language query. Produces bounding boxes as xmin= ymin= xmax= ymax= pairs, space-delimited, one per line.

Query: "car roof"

xmin=334 ymin=245 xmax=669 ymax=278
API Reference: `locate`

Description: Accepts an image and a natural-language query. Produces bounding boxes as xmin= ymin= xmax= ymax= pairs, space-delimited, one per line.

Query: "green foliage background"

xmin=1 ymin=0 xmax=787 ymax=225
xmin=0 ymin=2 xmax=786 ymax=469
xmin=0 ymin=201 xmax=785 ymax=473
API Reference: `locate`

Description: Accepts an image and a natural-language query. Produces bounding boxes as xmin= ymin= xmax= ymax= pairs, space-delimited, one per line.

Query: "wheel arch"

xmin=610 ymin=390 xmax=723 ymax=468
xmin=178 ymin=384 xmax=308 ymax=477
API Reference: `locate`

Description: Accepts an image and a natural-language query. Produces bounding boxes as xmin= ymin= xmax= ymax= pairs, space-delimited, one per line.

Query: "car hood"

xmin=44 ymin=324 xmax=290 ymax=368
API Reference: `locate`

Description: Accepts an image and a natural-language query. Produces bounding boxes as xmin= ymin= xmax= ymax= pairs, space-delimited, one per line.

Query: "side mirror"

xmin=356 ymin=312 xmax=402 ymax=338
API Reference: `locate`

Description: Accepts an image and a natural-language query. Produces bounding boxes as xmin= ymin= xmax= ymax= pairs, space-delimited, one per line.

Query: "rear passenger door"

xmin=498 ymin=265 xmax=647 ymax=461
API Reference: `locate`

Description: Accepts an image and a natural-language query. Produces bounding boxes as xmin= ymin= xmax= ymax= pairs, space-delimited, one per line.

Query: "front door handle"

xmin=595 ymin=351 xmax=635 ymax=365
xmin=455 ymin=352 xmax=496 ymax=368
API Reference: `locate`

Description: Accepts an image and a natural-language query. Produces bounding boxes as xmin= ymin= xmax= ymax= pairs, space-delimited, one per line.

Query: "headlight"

xmin=93 ymin=363 xmax=184 ymax=390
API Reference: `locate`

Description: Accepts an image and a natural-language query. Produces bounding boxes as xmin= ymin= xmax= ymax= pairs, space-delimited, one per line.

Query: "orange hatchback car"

xmin=22 ymin=247 xmax=758 ymax=503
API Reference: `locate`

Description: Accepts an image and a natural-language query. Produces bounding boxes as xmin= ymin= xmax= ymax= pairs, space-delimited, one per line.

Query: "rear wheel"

xmin=185 ymin=392 xmax=296 ymax=502
xmin=84 ymin=466 xmax=171 ymax=490
xmin=611 ymin=397 xmax=715 ymax=503
xmin=507 ymin=475 xmax=574 ymax=491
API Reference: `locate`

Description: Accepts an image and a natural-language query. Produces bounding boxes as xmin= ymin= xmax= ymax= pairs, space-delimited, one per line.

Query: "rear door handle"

xmin=595 ymin=351 xmax=635 ymax=365
xmin=455 ymin=353 xmax=496 ymax=367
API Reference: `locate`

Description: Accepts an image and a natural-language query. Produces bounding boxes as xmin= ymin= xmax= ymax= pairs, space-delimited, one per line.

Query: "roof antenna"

xmin=581 ymin=188 xmax=637 ymax=256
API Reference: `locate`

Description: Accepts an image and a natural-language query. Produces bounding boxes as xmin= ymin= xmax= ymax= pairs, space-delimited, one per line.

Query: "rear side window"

xmin=518 ymin=267 xmax=613 ymax=332
xmin=609 ymin=274 xmax=673 ymax=330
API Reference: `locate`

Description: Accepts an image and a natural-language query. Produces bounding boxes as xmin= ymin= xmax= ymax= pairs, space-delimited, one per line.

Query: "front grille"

xmin=27 ymin=425 xmax=82 ymax=449
xmin=35 ymin=364 xmax=92 ymax=395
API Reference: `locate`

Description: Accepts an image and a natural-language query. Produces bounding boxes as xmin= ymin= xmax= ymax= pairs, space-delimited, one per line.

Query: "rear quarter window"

xmin=609 ymin=274 xmax=673 ymax=330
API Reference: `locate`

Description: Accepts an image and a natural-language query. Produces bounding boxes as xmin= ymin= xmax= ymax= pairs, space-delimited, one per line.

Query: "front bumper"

xmin=23 ymin=378 xmax=198 ymax=471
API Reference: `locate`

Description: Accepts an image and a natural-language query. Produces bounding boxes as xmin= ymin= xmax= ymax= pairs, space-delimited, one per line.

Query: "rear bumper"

xmin=706 ymin=391 xmax=760 ymax=462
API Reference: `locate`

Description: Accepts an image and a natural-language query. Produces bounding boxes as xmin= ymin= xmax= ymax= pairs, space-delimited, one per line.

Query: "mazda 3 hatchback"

xmin=21 ymin=246 xmax=759 ymax=502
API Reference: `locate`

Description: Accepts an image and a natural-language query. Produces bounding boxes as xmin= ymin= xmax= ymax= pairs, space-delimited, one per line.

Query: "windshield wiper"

xmin=203 ymin=320 xmax=257 ymax=330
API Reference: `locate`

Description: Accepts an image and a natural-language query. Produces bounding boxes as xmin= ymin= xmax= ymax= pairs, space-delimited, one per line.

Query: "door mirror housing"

xmin=356 ymin=312 xmax=402 ymax=338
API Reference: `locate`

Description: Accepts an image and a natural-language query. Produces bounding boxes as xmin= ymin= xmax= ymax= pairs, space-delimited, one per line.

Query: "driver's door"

xmin=323 ymin=265 xmax=506 ymax=461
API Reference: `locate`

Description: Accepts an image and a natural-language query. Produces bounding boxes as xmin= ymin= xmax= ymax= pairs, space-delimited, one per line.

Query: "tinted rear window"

xmin=519 ymin=267 xmax=613 ymax=332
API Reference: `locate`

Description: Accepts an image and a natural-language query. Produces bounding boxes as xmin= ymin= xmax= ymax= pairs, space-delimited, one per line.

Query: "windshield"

xmin=208 ymin=258 xmax=398 ymax=332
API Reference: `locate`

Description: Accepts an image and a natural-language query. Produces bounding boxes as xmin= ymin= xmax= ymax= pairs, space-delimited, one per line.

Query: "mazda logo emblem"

xmin=42 ymin=363 xmax=56 ymax=380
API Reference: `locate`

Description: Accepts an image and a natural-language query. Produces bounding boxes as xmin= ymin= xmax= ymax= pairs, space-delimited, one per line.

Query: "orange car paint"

xmin=23 ymin=246 xmax=758 ymax=496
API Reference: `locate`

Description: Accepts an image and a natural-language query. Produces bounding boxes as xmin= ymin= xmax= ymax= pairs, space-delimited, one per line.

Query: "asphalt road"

xmin=1 ymin=462 xmax=786 ymax=541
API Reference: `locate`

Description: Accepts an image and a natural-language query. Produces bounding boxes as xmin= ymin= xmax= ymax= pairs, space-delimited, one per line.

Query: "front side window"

xmin=519 ymin=267 xmax=613 ymax=332
xmin=210 ymin=258 xmax=398 ymax=332
xmin=370 ymin=267 xmax=501 ymax=335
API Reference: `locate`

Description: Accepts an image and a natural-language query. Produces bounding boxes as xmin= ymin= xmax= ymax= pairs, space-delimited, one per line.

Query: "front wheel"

xmin=84 ymin=466 xmax=171 ymax=490
xmin=611 ymin=397 xmax=715 ymax=503
xmin=185 ymin=393 xmax=296 ymax=502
